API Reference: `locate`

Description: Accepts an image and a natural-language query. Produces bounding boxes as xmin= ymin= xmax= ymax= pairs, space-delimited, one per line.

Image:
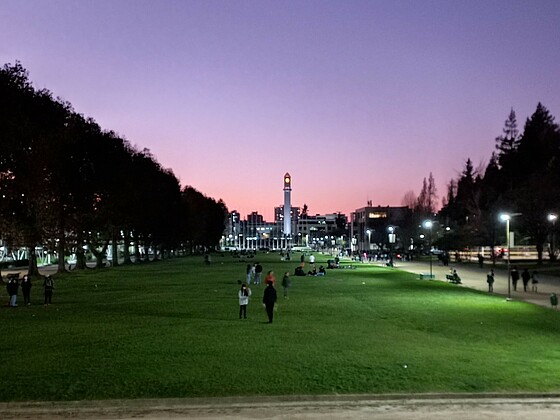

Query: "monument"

xmin=283 ymin=173 xmax=292 ymax=240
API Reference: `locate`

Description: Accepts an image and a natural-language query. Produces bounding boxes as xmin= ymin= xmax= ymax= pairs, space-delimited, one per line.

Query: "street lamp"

xmin=423 ymin=220 xmax=433 ymax=278
xmin=499 ymin=213 xmax=512 ymax=300
xmin=387 ymin=226 xmax=396 ymax=267
xmin=548 ymin=213 xmax=557 ymax=260
xmin=366 ymin=229 xmax=371 ymax=251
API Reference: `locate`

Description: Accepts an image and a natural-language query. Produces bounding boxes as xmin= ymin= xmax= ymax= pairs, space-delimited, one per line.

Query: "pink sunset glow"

xmin=2 ymin=0 xmax=559 ymax=220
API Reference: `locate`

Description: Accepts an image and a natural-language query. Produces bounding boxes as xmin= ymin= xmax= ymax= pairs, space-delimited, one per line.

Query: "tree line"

xmin=437 ymin=104 xmax=560 ymax=263
xmin=0 ymin=62 xmax=228 ymax=275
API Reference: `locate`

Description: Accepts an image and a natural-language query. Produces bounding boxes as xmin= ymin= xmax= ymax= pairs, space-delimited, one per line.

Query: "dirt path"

xmin=2 ymin=394 xmax=560 ymax=419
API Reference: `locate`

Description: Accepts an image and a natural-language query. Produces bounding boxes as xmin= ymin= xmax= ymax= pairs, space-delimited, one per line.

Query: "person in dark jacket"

xmin=43 ymin=275 xmax=54 ymax=306
xmin=521 ymin=268 xmax=531 ymax=292
xmin=262 ymin=281 xmax=277 ymax=323
xmin=510 ymin=266 xmax=520 ymax=291
xmin=7 ymin=277 xmax=19 ymax=307
xmin=254 ymin=262 xmax=263 ymax=285
xmin=487 ymin=269 xmax=495 ymax=293
xmin=281 ymin=272 xmax=291 ymax=299
xmin=21 ymin=275 xmax=32 ymax=305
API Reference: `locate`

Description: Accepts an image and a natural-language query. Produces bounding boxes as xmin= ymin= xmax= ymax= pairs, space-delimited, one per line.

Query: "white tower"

xmin=283 ymin=173 xmax=292 ymax=238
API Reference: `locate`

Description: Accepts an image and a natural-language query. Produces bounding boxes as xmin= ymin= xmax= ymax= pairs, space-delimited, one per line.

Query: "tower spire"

xmin=283 ymin=173 xmax=292 ymax=240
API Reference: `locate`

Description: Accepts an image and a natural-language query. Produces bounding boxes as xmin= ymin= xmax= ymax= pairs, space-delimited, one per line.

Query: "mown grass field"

xmin=2 ymin=253 xmax=560 ymax=402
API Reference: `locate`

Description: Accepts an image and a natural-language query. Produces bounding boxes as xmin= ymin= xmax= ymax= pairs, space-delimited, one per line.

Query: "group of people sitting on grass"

xmin=294 ymin=263 xmax=326 ymax=277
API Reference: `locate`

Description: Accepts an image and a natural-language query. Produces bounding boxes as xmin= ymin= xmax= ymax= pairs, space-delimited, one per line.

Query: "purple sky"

xmin=2 ymin=0 xmax=559 ymax=220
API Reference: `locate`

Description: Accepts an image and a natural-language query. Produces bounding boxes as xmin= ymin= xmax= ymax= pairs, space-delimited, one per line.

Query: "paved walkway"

xmin=394 ymin=260 xmax=560 ymax=309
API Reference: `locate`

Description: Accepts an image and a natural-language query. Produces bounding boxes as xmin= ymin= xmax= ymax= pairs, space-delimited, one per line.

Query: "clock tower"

xmin=283 ymin=173 xmax=292 ymax=239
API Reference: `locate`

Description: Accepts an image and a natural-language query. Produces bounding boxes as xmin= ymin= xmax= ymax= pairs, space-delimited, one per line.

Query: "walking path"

xmin=394 ymin=260 xmax=560 ymax=309
xmin=2 ymin=394 xmax=560 ymax=419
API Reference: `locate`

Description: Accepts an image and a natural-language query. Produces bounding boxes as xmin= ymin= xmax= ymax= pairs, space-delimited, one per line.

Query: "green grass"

xmin=2 ymin=253 xmax=560 ymax=402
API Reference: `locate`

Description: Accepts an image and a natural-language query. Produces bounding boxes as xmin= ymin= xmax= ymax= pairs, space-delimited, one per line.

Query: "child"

xmin=238 ymin=283 xmax=251 ymax=319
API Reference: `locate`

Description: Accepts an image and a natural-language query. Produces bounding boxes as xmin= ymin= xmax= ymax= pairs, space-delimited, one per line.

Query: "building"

xmin=296 ymin=213 xmax=348 ymax=250
xmin=350 ymin=205 xmax=412 ymax=253
xmin=221 ymin=172 xmax=350 ymax=252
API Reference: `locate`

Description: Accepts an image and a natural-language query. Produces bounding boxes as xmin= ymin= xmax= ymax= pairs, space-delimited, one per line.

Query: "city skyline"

xmin=2 ymin=0 xmax=559 ymax=220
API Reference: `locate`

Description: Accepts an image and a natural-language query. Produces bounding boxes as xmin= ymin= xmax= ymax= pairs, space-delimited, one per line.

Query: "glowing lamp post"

xmin=500 ymin=213 xmax=512 ymax=300
xmin=387 ymin=226 xmax=396 ymax=267
xmin=548 ymin=213 xmax=557 ymax=260
xmin=423 ymin=220 xmax=433 ymax=278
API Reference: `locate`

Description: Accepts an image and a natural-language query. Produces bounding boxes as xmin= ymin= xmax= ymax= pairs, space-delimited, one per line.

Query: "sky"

xmin=2 ymin=0 xmax=559 ymax=221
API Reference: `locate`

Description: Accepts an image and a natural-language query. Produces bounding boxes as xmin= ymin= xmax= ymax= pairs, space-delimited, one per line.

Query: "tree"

xmin=180 ymin=187 xmax=228 ymax=252
xmin=401 ymin=191 xmax=417 ymax=209
xmin=415 ymin=172 xmax=438 ymax=216
xmin=495 ymin=108 xmax=520 ymax=162
xmin=513 ymin=103 xmax=560 ymax=263
xmin=1 ymin=62 xmax=201 ymax=271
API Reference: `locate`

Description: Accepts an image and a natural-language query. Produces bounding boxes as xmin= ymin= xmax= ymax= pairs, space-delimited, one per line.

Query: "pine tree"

xmin=495 ymin=108 xmax=519 ymax=160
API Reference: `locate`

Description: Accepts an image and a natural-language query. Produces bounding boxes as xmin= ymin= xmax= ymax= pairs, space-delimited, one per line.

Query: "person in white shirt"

xmin=238 ymin=283 xmax=252 ymax=319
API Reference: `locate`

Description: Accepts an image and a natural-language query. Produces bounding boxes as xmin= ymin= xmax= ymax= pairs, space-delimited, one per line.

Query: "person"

xmin=317 ymin=265 xmax=326 ymax=276
xmin=7 ymin=277 xmax=19 ymax=307
xmin=262 ymin=281 xmax=277 ymax=323
xmin=521 ymin=268 xmax=531 ymax=292
xmin=21 ymin=275 xmax=32 ymax=305
xmin=238 ymin=283 xmax=251 ymax=319
xmin=309 ymin=254 xmax=315 ymax=265
xmin=254 ymin=262 xmax=263 ymax=285
xmin=531 ymin=270 xmax=539 ymax=293
xmin=43 ymin=275 xmax=54 ymax=306
xmin=510 ymin=266 xmax=520 ymax=291
xmin=452 ymin=269 xmax=462 ymax=284
xmin=300 ymin=253 xmax=305 ymax=263
xmin=246 ymin=264 xmax=253 ymax=285
xmin=281 ymin=272 xmax=291 ymax=299
xmin=477 ymin=253 xmax=484 ymax=268
xmin=264 ymin=270 xmax=275 ymax=287
xmin=487 ymin=269 xmax=495 ymax=293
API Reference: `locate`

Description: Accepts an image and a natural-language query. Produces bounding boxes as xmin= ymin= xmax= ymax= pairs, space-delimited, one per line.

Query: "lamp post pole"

xmin=387 ymin=226 xmax=396 ymax=267
xmin=499 ymin=213 xmax=515 ymax=300
xmin=506 ymin=217 xmax=511 ymax=300
xmin=429 ymin=228 xmax=432 ymax=278
xmin=423 ymin=221 xmax=433 ymax=278
xmin=548 ymin=214 xmax=557 ymax=260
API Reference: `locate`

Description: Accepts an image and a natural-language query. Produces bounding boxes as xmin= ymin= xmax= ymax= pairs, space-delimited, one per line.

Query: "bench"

xmin=6 ymin=273 xmax=20 ymax=280
xmin=446 ymin=274 xmax=462 ymax=284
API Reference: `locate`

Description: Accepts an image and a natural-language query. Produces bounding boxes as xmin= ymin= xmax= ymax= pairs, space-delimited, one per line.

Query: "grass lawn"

xmin=2 ymin=253 xmax=560 ymax=402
